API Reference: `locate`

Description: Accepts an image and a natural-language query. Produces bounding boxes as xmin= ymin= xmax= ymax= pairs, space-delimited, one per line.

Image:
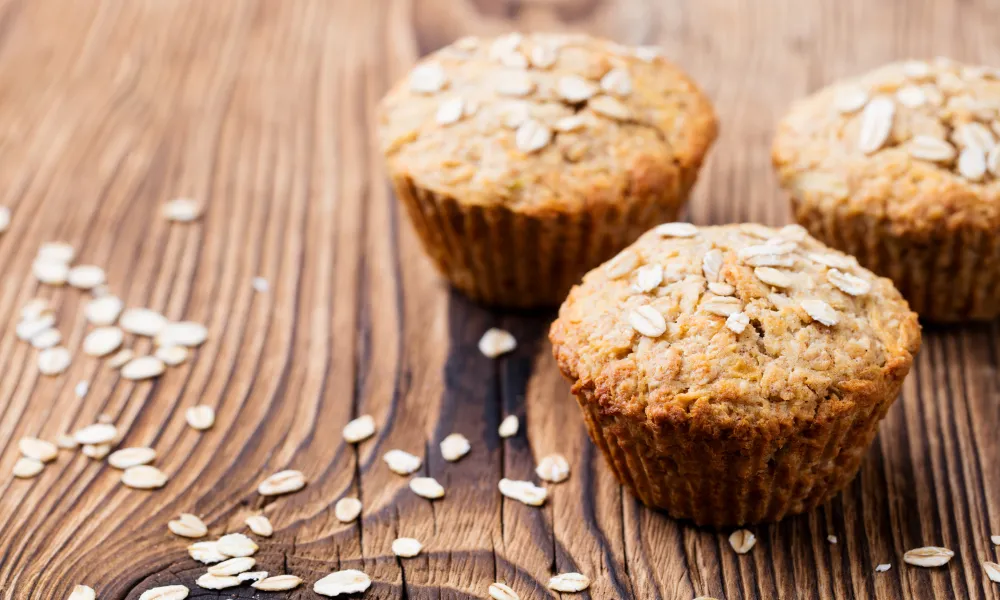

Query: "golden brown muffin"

xmin=378 ymin=33 xmax=717 ymax=307
xmin=549 ymin=223 xmax=920 ymax=526
xmin=773 ymin=58 xmax=1000 ymax=321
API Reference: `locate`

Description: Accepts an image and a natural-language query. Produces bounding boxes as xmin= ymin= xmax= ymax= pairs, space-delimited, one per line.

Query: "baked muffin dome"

xmin=378 ymin=32 xmax=717 ymax=307
xmin=549 ymin=223 xmax=920 ymax=526
xmin=773 ymin=58 xmax=1000 ymax=320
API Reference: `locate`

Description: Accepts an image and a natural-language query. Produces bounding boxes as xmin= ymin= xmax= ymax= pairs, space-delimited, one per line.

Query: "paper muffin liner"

xmin=791 ymin=199 xmax=1000 ymax=322
xmin=390 ymin=174 xmax=697 ymax=308
xmin=574 ymin=377 xmax=904 ymax=527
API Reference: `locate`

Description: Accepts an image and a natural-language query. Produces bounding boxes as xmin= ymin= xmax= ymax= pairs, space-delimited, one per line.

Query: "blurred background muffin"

xmin=773 ymin=58 xmax=1000 ymax=321
xmin=378 ymin=32 xmax=717 ymax=307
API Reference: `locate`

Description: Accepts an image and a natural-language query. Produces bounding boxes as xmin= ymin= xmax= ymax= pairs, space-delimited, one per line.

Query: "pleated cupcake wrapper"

xmin=576 ymin=384 xmax=901 ymax=527
xmin=391 ymin=174 xmax=689 ymax=308
xmin=792 ymin=199 xmax=1000 ymax=322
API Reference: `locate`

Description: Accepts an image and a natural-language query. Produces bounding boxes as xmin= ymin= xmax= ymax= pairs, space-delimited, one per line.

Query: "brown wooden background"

xmin=0 ymin=0 xmax=998 ymax=598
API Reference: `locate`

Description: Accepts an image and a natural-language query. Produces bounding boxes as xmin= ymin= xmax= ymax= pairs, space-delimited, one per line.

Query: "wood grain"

xmin=0 ymin=0 xmax=998 ymax=598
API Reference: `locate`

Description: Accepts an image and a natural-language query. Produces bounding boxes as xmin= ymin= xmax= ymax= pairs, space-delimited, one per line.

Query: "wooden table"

xmin=1 ymin=1 xmax=998 ymax=598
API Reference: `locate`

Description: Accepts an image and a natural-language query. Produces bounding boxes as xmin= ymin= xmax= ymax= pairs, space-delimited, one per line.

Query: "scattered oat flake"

xmin=20 ymin=298 xmax=49 ymax=321
xmin=392 ymin=537 xmax=423 ymax=558
xmin=703 ymin=296 xmax=743 ymax=317
xmin=13 ymin=457 xmax=44 ymax=478
xmin=828 ymin=535 xmax=838 ymax=544
xmin=157 ymin=321 xmax=208 ymax=347
xmin=245 ymin=514 xmax=273 ymax=537
xmin=19 ymin=437 xmax=57 ymax=462
xmin=74 ymin=423 xmax=117 ymax=445
xmin=38 ymin=347 xmax=71 ymax=375
xmin=908 ymin=135 xmax=956 ymax=162
xmin=163 ymin=198 xmax=203 ymax=222
xmin=755 ymin=267 xmax=792 ymax=288
xmin=30 ymin=328 xmax=61 ymax=349
xmin=835 ymin=87 xmax=869 ymax=113
xmin=0 ymin=206 xmax=9 ymax=233
xmin=628 ymin=305 xmax=666 ymax=338
xmin=410 ymin=476 xmax=445 ymax=499
xmin=335 ymin=497 xmax=363 ymax=523
xmin=258 ymin=469 xmax=306 ymax=496
xmin=33 ymin=259 xmax=70 ymax=285
xmin=82 ymin=444 xmax=111 ymax=459
xmin=67 ymin=265 xmax=105 ymax=290
xmin=74 ymin=380 xmax=90 ymax=398
xmin=217 ymin=533 xmax=258 ymax=558
xmin=252 ymin=277 xmax=269 ymax=292
xmin=185 ymin=405 xmax=215 ymax=431
xmin=655 ymin=222 xmax=698 ymax=238
xmin=107 ymin=348 xmax=134 ymax=369
xmin=435 ymin=97 xmax=465 ymax=125
xmin=122 ymin=465 xmax=168 ymax=489
xmin=984 ymin=561 xmax=1000 ymax=584
xmin=208 ymin=556 xmax=256 ymax=576
xmin=17 ymin=315 xmax=56 ymax=341
xmin=38 ymin=241 xmax=75 ymax=263
xmin=726 ymin=311 xmax=750 ymax=334
xmin=138 ymin=586 xmax=189 ymax=600
xmin=168 ymin=513 xmax=208 ymax=538
xmin=604 ymin=250 xmax=639 ymax=278
xmin=557 ymin=75 xmax=598 ymax=103
xmin=827 ymin=269 xmax=871 ymax=296
xmin=479 ymin=328 xmax=516 ymax=358
xmin=499 ymin=478 xmax=547 ymax=506
xmin=857 ymin=96 xmax=895 ymax=154
xmin=121 ymin=356 xmax=166 ymax=380
xmin=875 ymin=563 xmax=892 ymax=573
xmin=68 ymin=585 xmax=96 ymax=600
xmin=155 ymin=345 xmax=188 ymax=366
xmin=196 ymin=573 xmax=240 ymax=590
xmin=410 ymin=62 xmax=446 ymax=94
xmin=548 ymin=572 xmax=590 ymax=593
xmin=343 ymin=414 xmax=376 ymax=443
xmin=440 ymin=433 xmax=471 ymax=462
xmin=489 ymin=582 xmax=520 ymax=600
xmin=120 ymin=308 xmax=168 ymax=337
xmin=903 ymin=546 xmax=954 ymax=567
xmin=702 ymin=249 xmax=723 ymax=281
xmin=992 ymin=534 xmax=1000 ymax=545
xmin=800 ymin=299 xmax=839 ymax=326
xmin=83 ymin=327 xmax=124 ymax=357
xmin=84 ymin=295 xmax=123 ymax=326
xmin=515 ymin=119 xmax=552 ymax=153
xmin=633 ymin=264 xmax=663 ymax=293
xmin=253 ymin=575 xmax=303 ymax=591
xmin=188 ymin=541 xmax=227 ymax=564
xmin=499 ymin=415 xmax=519 ymax=438
xmin=729 ymin=529 xmax=756 ymax=554
xmin=238 ymin=571 xmax=268 ymax=583
xmin=536 ymin=454 xmax=570 ymax=483
xmin=56 ymin=434 xmax=78 ymax=450
xmin=313 ymin=569 xmax=372 ymax=596
xmin=108 ymin=447 xmax=156 ymax=469
xmin=958 ymin=147 xmax=987 ymax=181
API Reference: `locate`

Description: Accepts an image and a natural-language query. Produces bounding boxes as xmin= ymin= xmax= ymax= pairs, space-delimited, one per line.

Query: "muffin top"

xmin=549 ymin=223 xmax=920 ymax=423
xmin=378 ymin=33 xmax=717 ymax=212
xmin=773 ymin=58 xmax=1000 ymax=230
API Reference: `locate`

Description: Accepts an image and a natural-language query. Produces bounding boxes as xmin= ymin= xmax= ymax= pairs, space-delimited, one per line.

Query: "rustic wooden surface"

xmin=0 ymin=0 xmax=998 ymax=598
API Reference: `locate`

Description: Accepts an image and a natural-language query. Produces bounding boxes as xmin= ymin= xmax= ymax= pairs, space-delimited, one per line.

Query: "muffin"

xmin=773 ymin=58 xmax=1000 ymax=321
xmin=378 ymin=33 xmax=717 ymax=307
xmin=549 ymin=223 xmax=920 ymax=526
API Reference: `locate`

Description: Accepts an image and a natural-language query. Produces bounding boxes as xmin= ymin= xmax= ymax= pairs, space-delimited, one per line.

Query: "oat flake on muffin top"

xmin=378 ymin=33 xmax=716 ymax=211
xmin=550 ymin=223 xmax=920 ymax=420
xmin=773 ymin=58 xmax=1000 ymax=227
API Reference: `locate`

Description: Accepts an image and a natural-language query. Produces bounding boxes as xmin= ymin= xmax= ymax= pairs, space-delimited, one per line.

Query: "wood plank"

xmin=0 ymin=1 xmax=998 ymax=599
